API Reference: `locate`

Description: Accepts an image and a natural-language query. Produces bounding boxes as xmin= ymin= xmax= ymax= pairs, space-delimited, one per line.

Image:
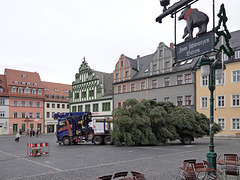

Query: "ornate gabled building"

xmin=69 ymin=58 xmax=113 ymax=122
xmin=113 ymin=42 xmax=198 ymax=111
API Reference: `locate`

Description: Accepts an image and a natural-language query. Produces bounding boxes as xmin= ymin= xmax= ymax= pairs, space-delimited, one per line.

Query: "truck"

xmin=54 ymin=112 xmax=112 ymax=146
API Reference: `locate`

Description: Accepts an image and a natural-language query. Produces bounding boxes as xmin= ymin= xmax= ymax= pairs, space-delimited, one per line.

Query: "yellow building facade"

xmin=196 ymin=56 xmax=240 ymax=136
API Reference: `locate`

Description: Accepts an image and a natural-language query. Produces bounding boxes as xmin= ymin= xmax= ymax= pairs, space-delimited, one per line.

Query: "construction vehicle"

xmin=54 ymin=112 xmax=112 ymax=146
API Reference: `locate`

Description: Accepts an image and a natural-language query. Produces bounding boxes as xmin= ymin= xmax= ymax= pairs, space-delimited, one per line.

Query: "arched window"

xmin=0 ymin=87 xmax=4 ymax=92
xmin=38 ymin=89 xmax=42 ymax=95
xmin=12 ymin=86 xmax=16 ymax=93
xmin=18 ymin=87 xmax=23 ymax=94
xmin=32 ymin=88 xmax=36 ymax=95
xmin=24 ymin=87 xmax=30 ymax=94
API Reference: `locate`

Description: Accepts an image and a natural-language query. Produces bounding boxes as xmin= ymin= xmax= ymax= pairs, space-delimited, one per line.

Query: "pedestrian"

xmin=32 ymin=130 xmax=35 ymax=137
xmin=30 ymin=129 xmax=32 ymax=137
xmin=15 ymin=133 xmax=20 ymax=142
xmin=36 ymin=128 xmax=39 ymax=137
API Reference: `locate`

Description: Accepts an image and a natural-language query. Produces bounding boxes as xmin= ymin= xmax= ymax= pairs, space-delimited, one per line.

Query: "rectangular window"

xmin=153 ymin=64 xmax=157 ymax=71
xmin=152 ymin=80 xmax=157 ymax=88
xmin=217 ymin=95 xmax=225 ymax=107
xmin=93 ymin=103 xmax=99 ymax=112
xmin=164 ymin=77 xmax=170 ymax=87
xmin=0 ymin=111 xmax=5 ymax=117
xmin=201 ymin=97 xmax=208 ymax=108
xmin=62 ymin=104 xmax=65 ymax=109
xmin=141 ymin=82 xmax=145 ymax=90
xmin=36 ymin=102 xmax=41 ymax=107
xmin=85 ymin=104 xmax=91 ymax=112
xmin=177 ymin=75 xmax=183 ymax=85
xmin=123 ymin=85 xmax=127 ymax=92
xmin=36 ymin=113 xmax=41 ymax=118
xmin=223 ymin=53 xmax=229 ymax=61
xmin=164 ymin=97 xmax=170 ymax=102
xmin=185 ymin=95 xmax=192 ymax=106
xmin=46 ymin=103 xmax=50 ymax=108
xmin=13 ymin=100 xmax=18 ymax=106
xmin=75 ymin=93 xmax=79 ymax=99
xmin=29 ymin=101 xmax=33 ymax=107
xmin=232 ymin=94 xmax=240 ymax=107
xmin=217 ymin=118 xmax=225 ymax=130
xmin=177 ymin=96 xmax=183 ymax=106
xmin=29 ymin=112 xmax=33 ymax=118
xmin=57 ymin=104 xmax=60 ymax=108
xmin=52 ymin=104 xmax=55 ymax=108
xmin=201 ymin=76 xmax=208 ymax=86
xmin=46 ymin=112 xmax=50 ymax=118
xmin=89 ymin=90 xmax=94 ymax=97
xmin=82 ymin=91 xmax=86 ymax=98
xmin=117 ymin=86 xmax=121 ymax=93
xmin=0 ymin=99 xmax=5 ymax=105
xmin=130 ymin=83 xmax=135 ymax=91
xmin=232 ymin=118 xmax=240 ymax=130
xmin=165 ymin=61 xmax=170 ymax=69
xmin=13 ymin=112 xmax=18 ymax=118
xmin=102 ymin=102 xmax=110 ymax=111
xmin=52 ymin=112 xmax=55 ymax=118
xmin=232 ymin=70 xmax=240 ymax=83
xmin=78 ymin=105 xmax=82 ymax=112
xmin=21 ymin=112 xmax=26 ymax=118
xmin=72 ymin=106 xmax=76 ymax=112
xmin=185 ymin=74 xmax=192 ymax=83
xmin=235 ymin=50 xmax=240 ymax=59
xmin=117 ymin=102 xmax=122 ymax=108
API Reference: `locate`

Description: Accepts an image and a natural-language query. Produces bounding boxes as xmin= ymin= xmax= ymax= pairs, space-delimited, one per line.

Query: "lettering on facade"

xmin=176 ymin=31 xmax=214 ymax=61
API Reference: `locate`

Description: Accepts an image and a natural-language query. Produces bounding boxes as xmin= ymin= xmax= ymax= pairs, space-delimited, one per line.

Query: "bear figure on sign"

xmin=178 ymin=5 xmax=209 ymax=40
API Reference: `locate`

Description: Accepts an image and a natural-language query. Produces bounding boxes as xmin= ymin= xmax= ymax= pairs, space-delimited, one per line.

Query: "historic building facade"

xmin=196 ymin=30 xmax=240 ymax=136
xmin=0 ymin=68 xmax=71 ymax=135
xmin=113 ymin=42 xmax=197 ymax=111
xmin=0 ymin=75 xmax=9 ymax=135
xmin=43 ymin=81 xmax=71 ymax=133
xmin=69 ymin=59 xmax=113 ymax=124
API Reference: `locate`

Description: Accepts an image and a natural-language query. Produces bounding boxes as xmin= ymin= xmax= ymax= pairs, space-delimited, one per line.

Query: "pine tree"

xmin=215 ymin=4 xmax=234 ymax=57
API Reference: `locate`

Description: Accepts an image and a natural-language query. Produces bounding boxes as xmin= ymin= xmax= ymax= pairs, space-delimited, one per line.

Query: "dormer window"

xmin=22 ymin=82 xmax=26 ymax=85
xmin=38 ymin=89 xmax=42 ymax=95
xmin=12 ymin=86 xmax=17 ymax=93
xmin=14 ymin=81 xmax=18 ymax=84
xmin=45 ymin=88 xmax=49 ymax=91
xmin=0 ymin=87 xmax=4 ymax=92
xmin=32 ymin=88 xmax=36 ymax=95
xmin=18 ymin=87 xmax=23 ymax=94
xmin=27 ymin=82 xmax=30 ymax=86
xmin=54 ymin=89 xmax=59 ymax=92
xmin=24 ymin=87 xmax=30 ymax=94
xmin=22 ymin=74 xmax=26 ymax=78
xmin=34 ymin=83 xmax=38 ymax=86
xmin=64 ymin=90 xmax=69 ymax=93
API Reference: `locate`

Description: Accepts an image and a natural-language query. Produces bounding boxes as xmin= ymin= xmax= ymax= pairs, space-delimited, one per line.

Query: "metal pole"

xmin=206 ymin=66 xmax=217 ymax=169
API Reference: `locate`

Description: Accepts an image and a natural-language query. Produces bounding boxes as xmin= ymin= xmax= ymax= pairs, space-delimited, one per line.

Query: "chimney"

xmin=137 ymin=55 xmax=140 ymax=59
xmin=170 ymin=42 xmax=174 ymax=49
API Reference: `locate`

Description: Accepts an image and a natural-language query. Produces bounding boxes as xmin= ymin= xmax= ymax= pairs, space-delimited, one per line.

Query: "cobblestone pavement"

xmin=0 ymin=134 xmax=239 ymax=180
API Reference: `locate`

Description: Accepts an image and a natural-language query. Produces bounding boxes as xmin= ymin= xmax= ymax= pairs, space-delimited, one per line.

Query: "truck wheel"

xmin=104 ymin=136 xmax=112 ymax=145
xmin=63 ymin=137 xmax=71 ymax=145
xmin=93 ymin=136 xmax=103 ymax=145
xmin=181 ymin=136 xmax=192 ymax=145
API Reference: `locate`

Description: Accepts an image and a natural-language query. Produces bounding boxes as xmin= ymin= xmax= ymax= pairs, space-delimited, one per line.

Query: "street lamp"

xmin=159 ymin=0 xmax=170 ymax=12
xmin=197 ymin=55 xmax=226 ymax=169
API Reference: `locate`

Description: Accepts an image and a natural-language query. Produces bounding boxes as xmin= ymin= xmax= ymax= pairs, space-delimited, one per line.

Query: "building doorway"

xmin=13 ymin=124 xmax=18 ymax=135
xmin=0 ymin=126 xmax=2 ymax=135
xmin=47 ymin=125 xmax=54 ymax=133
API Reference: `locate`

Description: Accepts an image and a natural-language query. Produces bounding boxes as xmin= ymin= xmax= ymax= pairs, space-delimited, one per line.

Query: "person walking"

xmin=36 ymin=128 xmax=39 ymax=137
xmin=15 ymin=133 xmax=20 ymax=142
xmin=30 ymin=129 xmax=32 ymax=137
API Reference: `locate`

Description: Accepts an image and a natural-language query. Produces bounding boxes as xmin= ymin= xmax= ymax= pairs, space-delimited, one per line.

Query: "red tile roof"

xmin=4 ymin=68 xmax=43 ymax=88
xmin=42 ymin=81 xmax=72 ymax=102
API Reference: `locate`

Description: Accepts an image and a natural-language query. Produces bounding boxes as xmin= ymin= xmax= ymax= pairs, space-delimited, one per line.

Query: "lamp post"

xmin=159 ymin=0 xmax=170 ymax=12
xmin=24 ymin=116 xmax=30 ymax=134
xmin=197 ymin=55 xmax=226 ymax=169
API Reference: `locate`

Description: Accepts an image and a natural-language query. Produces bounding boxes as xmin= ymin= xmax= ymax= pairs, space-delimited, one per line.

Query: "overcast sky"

xmin=0 ymin=0 xmax=240 ymax=84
